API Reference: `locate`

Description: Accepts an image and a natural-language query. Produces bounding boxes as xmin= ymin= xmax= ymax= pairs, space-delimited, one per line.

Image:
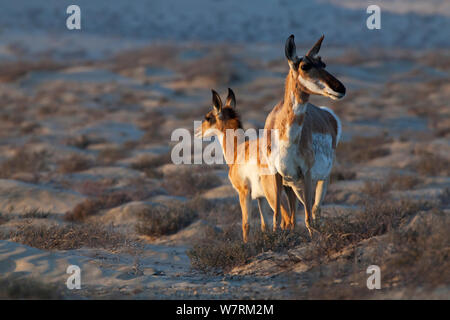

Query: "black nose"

xmin=336 ymin=80 xmax=346 ymax=95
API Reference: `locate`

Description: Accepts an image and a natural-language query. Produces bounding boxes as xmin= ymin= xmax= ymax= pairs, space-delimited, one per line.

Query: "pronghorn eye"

xmin=301 ymin=63 xmax=311 ymax=71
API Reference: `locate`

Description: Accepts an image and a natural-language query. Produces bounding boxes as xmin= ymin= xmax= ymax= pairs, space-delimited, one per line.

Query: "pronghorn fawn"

xmin=264 ymin=34 xmax=345 ymax=236
xmin=195 ymin=88 xmax=293 ymax=243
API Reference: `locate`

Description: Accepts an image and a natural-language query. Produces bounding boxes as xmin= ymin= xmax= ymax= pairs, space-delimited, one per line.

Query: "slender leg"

xmin=257 ymin=198 xmax=267 ymax=232
xmin=285 ymin=186 xmax=297 ymax=230
xmin=260 ymin=174 xmax=290 ymax=231
xmin=273 ymin=173 xmax=282 ymax=231
xmin=312 ymin=178 xmax=329 ymax=220
xmin=291 ymin=171 xmax=316 ymax=237
xmin=238 ymin=190 xmax=251 ymax=243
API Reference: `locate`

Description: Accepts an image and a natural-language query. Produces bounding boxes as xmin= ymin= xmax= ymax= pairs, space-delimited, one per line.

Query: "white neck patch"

xmin=291 ymin=92 xmax=308 ymax=115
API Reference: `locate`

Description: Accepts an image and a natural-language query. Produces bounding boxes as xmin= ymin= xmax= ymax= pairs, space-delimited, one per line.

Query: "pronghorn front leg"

xmin=238 ymin=189 xmax=251 ymax=243
xmin=312 ymin=178 xmax=329 ymax=221
xmin=284 ymin=186 xmax=297 ymax=230
xmin=273 ymin=173 xmax=283 ymax=231
xmin=257 ymin=198 xmax=267 ymax=232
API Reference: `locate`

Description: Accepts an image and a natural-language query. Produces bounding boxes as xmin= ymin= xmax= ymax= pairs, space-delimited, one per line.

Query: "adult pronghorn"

xmin=195 ymin=88 xmax=293 ymax=242
xmin=264 ymin=34 xmax=346 ymax=236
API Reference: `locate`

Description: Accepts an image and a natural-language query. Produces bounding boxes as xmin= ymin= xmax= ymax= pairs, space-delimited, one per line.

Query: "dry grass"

xmin=0 ymin=149 xmax=49 ymax=180
xmin=64 ymin=191 xmax=133 ymax=222
xmin=135 ymin=201 xmax=198 ymax=237
xmin=131 ymin=153 xmax=171 ymax=179
xmin=413 ymin=152 xmax=450 ymax=176
xmin=361 ymin=180 xmax=391 ymax=199
xmin=188 ymin=226 xmax=308 ymax=273
xmin=330 ymin=165 xmax=356 ymax=182
xmin=0 ymin=275 xmax=62 ymax=300
xmin=57 ymin=154 xmax=93 ymax=174
xmin=306 ymin=208 xmax=449 ymax=299
xmin=387 ymin=172 xmax=420 ymax=190
xmin=2 ymin=221 xmax=130 ymax=251
xmin=337 ymin=134 xmax=392 ymax=164
xmin=163 ymin=167 xmax=222 ymax=197
xmin=97 ymin=146 xmax=130 ymax=165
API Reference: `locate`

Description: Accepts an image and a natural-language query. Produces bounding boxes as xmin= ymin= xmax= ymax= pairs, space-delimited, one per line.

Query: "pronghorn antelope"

xmin=264 ymin=34 xmax=345 ymax=236
xmin=195 ymin=88 xmax=293 ymax=243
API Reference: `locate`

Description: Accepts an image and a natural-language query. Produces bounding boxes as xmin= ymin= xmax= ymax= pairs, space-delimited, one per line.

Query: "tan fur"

xmin=264 ymin=35 xmax=345 ymax=236
xmin=199 ymin=90 xmax=293 ymax=242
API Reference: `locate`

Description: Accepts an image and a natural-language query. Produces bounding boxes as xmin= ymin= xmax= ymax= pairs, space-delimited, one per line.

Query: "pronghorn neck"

xmin=284 ymin=70 xmax=310 ymax=115
xmin=217 ymin=126 xmax=243 ymax=167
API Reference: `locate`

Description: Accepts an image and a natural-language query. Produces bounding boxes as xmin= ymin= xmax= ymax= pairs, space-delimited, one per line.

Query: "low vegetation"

xmin=337 ymin=134 xmax=391 ymax=164
xmin=0 ymin=275 xmax=62 ymax=299
xmin=0 ymin=149 xmax=49 ymax=180
xmin=135 ymin=201 xmax=198 ymax=237
xmin=163 ymin=167 xmax=222 ymax=197
xmin=64 ymin=191 xmax=133 ymax=221
xmin=2 ymin=221 xmax=129 ymax=251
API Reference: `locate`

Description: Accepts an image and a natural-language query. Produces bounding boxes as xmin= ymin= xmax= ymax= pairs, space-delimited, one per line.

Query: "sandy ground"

xmin=0 ymin=1 xmax=449 ymax=299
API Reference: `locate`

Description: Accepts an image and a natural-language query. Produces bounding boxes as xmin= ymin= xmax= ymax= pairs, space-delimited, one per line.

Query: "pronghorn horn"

xmin=226 ymin=88 xmax=236 ymax=108
xmin=306 ymin=34 xmax=324 ymax=57
xmin=211 ymin=89 xmax=222 ymax=113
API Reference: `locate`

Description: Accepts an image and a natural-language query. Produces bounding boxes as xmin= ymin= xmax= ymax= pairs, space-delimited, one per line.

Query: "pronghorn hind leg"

xmin=312 ymin=178 xmax=329 ymax=221
xmin=257 ymin=198 xmax=267 ymax=232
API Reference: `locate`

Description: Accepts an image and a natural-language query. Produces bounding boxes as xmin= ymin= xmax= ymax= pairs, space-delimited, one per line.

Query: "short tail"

xmin=319 ymin=106 xmax=342 ymax=146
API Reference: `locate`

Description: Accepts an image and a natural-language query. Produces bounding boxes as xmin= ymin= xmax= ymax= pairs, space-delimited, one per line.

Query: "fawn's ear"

xmin=285 ymin=34 xmax=300 ymax=72
xmin=211 ymin=89 xmax=222 ymax=113
xmin=226 ymin=88 xmax=236 ymax=108
xmin=306 ymin=34 xmax=324 ymax=57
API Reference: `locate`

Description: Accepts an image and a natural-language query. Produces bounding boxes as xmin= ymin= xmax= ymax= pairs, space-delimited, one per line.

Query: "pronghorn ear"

xmin=306 ymin=34 xmax=324 ymax=57
xmin=285 ymin=34 xmax=300 ymax=71
xmin=226 ymin=88 xmax=236 ymax=108
xmin=211 ymin=89 xmax=222 ymax=113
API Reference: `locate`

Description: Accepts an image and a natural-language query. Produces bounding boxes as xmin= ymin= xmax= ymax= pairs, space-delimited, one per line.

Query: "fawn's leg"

xmin=238 ymin=190 xmax=251 ymax=243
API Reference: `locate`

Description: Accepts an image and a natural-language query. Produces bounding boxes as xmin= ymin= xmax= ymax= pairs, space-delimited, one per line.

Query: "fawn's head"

xmin=195 ymin=88 xmax=242 ymax=138
xmin=285 ymin=34 xmax=346 ymax=100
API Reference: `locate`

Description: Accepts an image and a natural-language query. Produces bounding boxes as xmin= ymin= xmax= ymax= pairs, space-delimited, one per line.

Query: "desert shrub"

xmin=386 ymin=172 xmax=420 ymax=190
xmin=135 ymin=201 xmax=198 ymax=237
xmin=439 ymin=188 xmax=450 ymax=207
xmin=0 ymin=149 xmax=49 ymax=179
xmin=0 ymin=275 xmax=62 ymax=299
xmin=163 ymin=167 xmax=222 ymax=197
xmin=384 ymin=210 xmax=449 ymax=289
xmin=330 ymin=166 xmax=356 ymax=182
xmin=58 ymin=154 xmax=92 ymax=173
xmin=311 ymin=199 xmax=428 ymax=260
xmin=414 ymin=152 xmax=450 ymax=176
xmin=64 ymin=134 xmax=97 ymax=149
xmin=138 ymin=111 xmax=166 ymax=144
xmin=188 ymin=227 xmax=308 ymax=273
xmin=0 ymin=213 xmax=9 ymax=225
xmin=64 ymin=191 xmax=132 ymax=221
xmin=71 ymin=178 xmax=116 ymax=197
xmin=337 ymin=134 xmax=391 ymax=164
xmin=3 ymin=221 xmax=128 ymax=251
xmin=131 ymin=153 xmax=171 ymax=179
xmin=361 ymin=180 xmax=391 ymax=199
xmin=22 ymin=209 xmax=50 ymax=219
xmin=97 ymin=146 xmax=130 ymax=165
